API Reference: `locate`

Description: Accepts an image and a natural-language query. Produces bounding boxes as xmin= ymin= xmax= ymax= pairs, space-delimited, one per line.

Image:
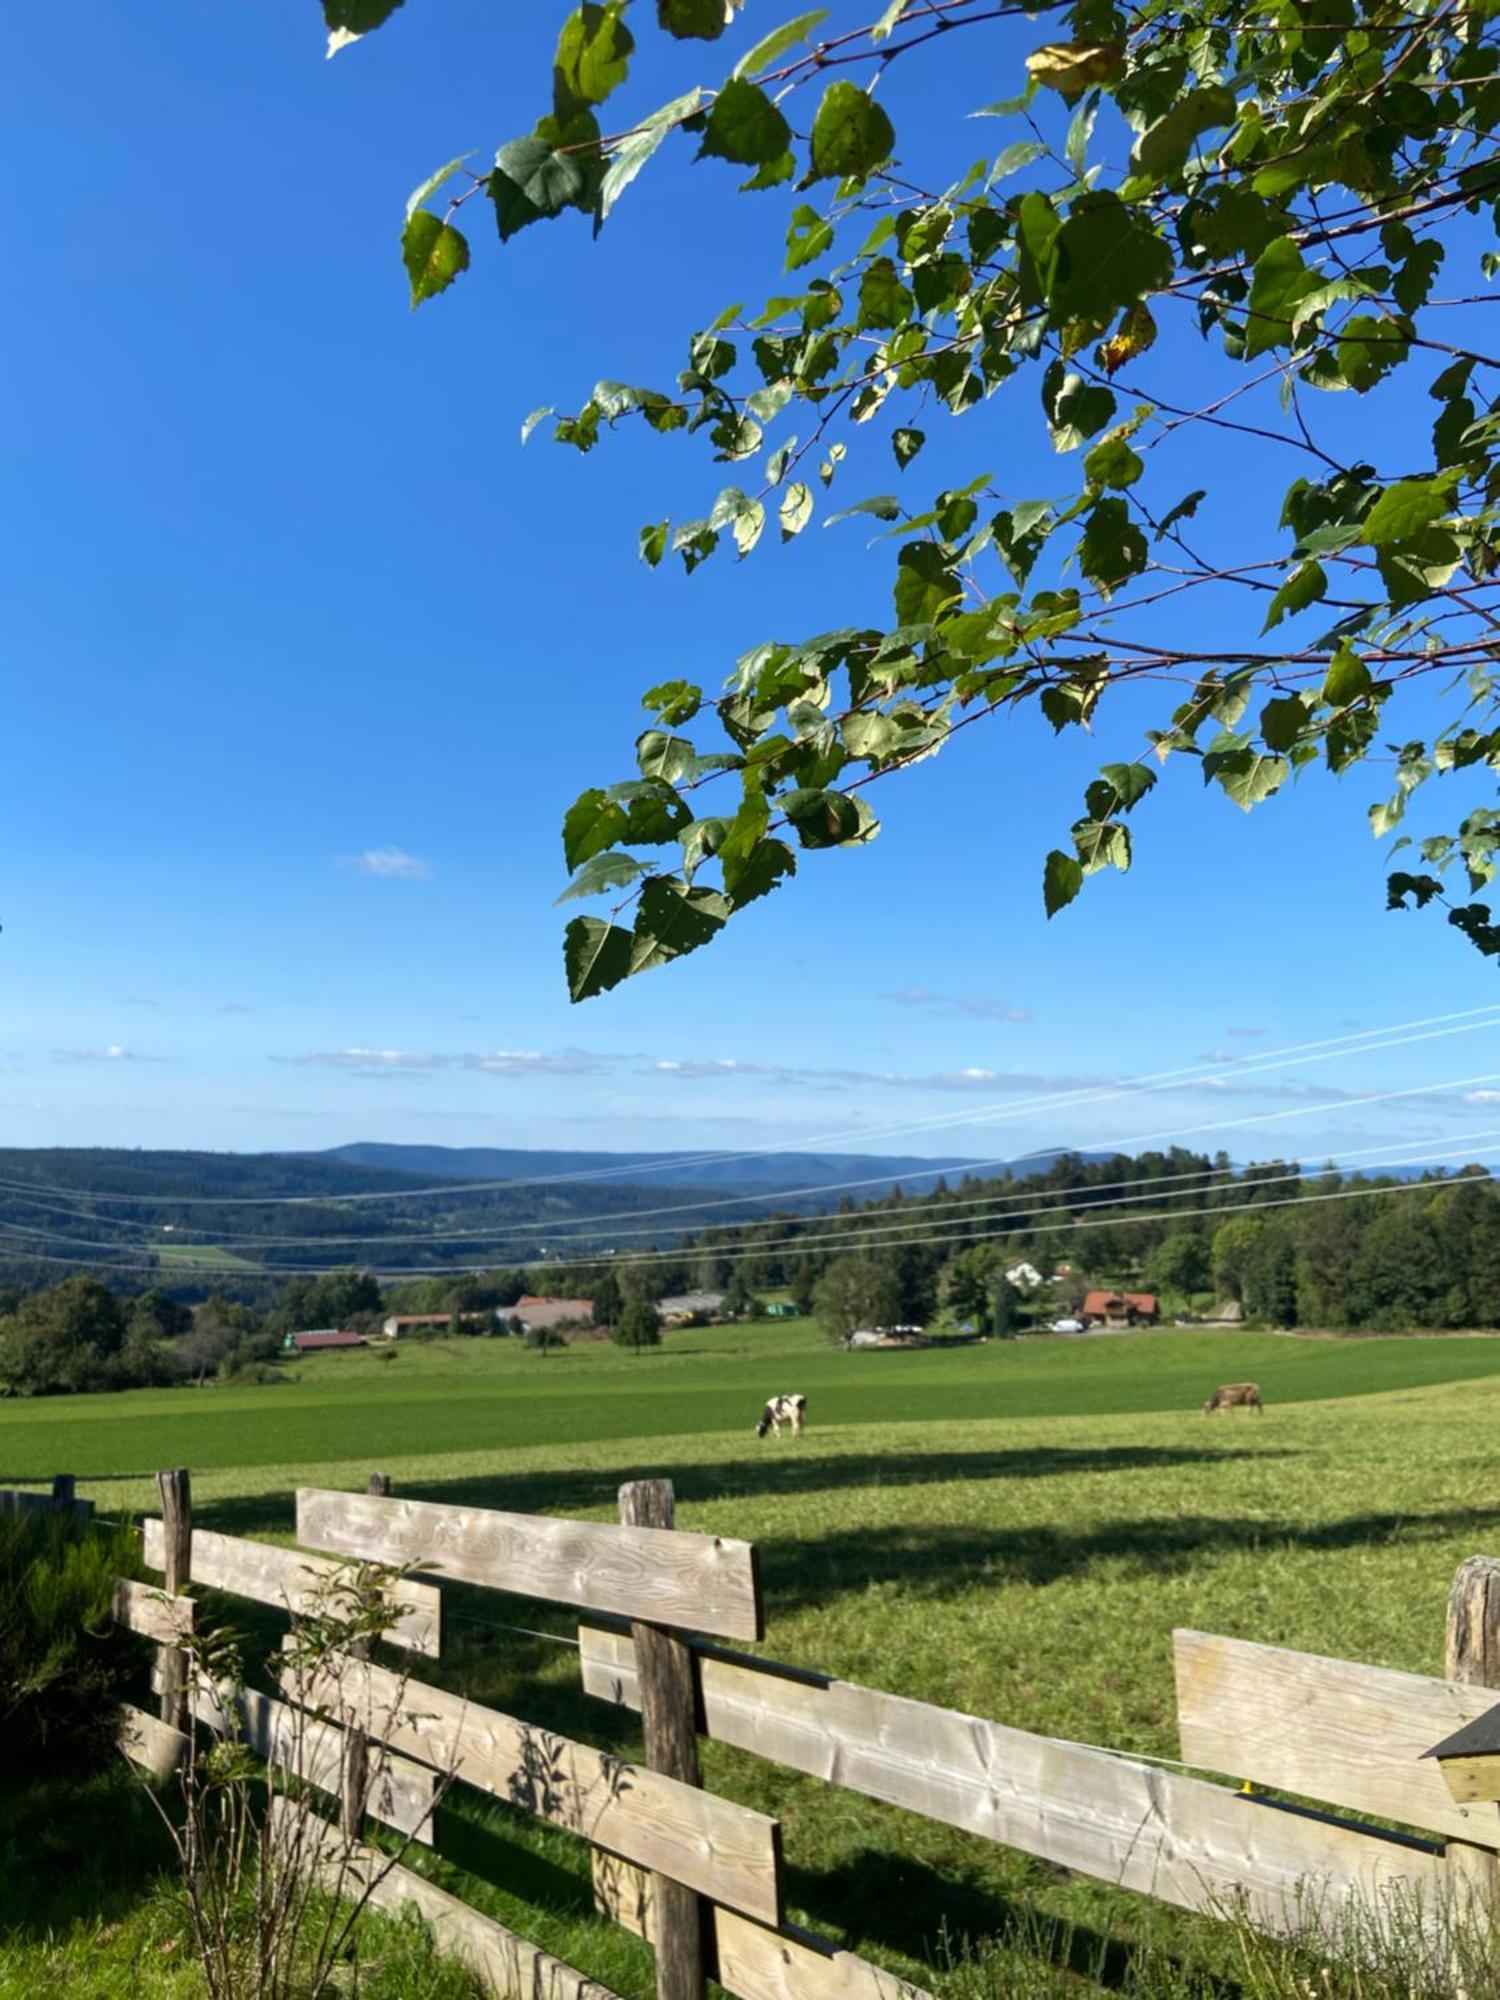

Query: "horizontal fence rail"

xmin=280 ymin=1646 xmax=783 ymax=1925
xmin=296 ymin=1487 xmax=763 ymax=1642
xmin=142 ymin=1517 xmax=441 ymax=1656
xmin=577 ymin=1622 xmax=1457 ymax=1948
xmin=1174 ymin=1628 xmax=1500 ymax=1846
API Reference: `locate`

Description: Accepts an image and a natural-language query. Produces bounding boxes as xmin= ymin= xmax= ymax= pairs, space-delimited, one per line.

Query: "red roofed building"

xmin=287 ymin=1328 xmax=365 ymax=1353
xmin=1080 ymin=1290 xmax=1159 ymax=1329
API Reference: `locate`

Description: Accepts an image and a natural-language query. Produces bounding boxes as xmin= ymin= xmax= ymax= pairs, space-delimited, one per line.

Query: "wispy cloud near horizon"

xmin=882 ymin=986 xmax=1033 ymax=1023
xmin=348 ymin=846 xmax=430 ymax=881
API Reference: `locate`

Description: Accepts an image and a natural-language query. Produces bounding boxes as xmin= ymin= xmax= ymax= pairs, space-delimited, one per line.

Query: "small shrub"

xmin=0 ymin=1508 xmax=140 ymax=1782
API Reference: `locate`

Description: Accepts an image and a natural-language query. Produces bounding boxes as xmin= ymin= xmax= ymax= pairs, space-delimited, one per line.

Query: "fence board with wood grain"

xmin=141 ymin=1517 xmax=441 ymax=1655
xmin=295 ymin=1487 xmax=762 ymax=1641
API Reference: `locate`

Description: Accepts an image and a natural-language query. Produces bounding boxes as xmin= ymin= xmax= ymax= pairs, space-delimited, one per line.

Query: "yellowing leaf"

xmin=1025 ymin=41 xmax=1124 ymax=104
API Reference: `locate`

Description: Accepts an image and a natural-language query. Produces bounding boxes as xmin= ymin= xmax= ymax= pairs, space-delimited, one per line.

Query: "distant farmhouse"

xmin=496 ymin=1296 xmax=594 ymax=1333
xmin=381 ymin=1313 xmax=461 ymax=1339
xmin=657 ymin=1290 xmax=724 ymax=1324
xmin=284 ymin=1328 xmax=364 ymax=1354
xmin=1080 ymin=1290 xmax=1159 ymax=1329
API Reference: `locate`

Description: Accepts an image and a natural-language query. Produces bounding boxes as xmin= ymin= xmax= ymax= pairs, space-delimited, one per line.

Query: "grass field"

xmin=7 ymin=1321 xmax=1500 ymax=1998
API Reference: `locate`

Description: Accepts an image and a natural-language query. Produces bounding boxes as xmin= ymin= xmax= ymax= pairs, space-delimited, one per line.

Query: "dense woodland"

xmin=2 ymin=1150 xmax=1497 ymax=1395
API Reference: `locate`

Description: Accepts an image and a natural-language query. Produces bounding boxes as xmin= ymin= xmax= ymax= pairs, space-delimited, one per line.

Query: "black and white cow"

xmin=755 ymin=1393 xmax=806 ymax=1438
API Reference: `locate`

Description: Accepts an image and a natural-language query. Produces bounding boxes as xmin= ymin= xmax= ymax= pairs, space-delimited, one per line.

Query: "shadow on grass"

xmin=0 ymin=1767 xmax=176 ymax=1938
xmin=194 ymin=1443 xmax=1290 ymax=1542
xmin=792 ymin=1846 xmax=1244 ymax=1999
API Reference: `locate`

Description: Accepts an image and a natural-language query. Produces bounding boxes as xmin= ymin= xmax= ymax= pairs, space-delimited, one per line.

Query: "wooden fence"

xmin=24 ymin=1463 xmax=1485 ymax=2000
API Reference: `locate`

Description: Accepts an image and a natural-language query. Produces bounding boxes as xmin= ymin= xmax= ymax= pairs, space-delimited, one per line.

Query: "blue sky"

xmin=3 ymin=2 xmax=1499 ymax=1169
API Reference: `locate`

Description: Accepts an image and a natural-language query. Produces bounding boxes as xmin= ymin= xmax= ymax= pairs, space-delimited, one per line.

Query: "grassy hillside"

xmin=7 ymin=1320 xmax=1500 ymax=1488
xmin=7 ymin=1326 xmax=1500 ymax=1997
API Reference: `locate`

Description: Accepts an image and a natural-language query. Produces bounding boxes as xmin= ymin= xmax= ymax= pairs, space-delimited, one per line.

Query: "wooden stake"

xmin=1446 ymin=1557 xmax=1500 ymax=1686
xmin=340 ymin=1472 xmax=393 ymax=1838
xmin=51 ymin=1473 xmax=76 ymax=1511
xmin=156 ymin=1469 xmax=192 ymax=1734
xmin=618 ymin=1478 xmax=707 ymax=2000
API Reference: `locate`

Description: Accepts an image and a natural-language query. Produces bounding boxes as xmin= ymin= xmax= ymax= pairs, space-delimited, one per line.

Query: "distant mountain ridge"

xmin=314 ymin=1141 xmax=988 ymax=1194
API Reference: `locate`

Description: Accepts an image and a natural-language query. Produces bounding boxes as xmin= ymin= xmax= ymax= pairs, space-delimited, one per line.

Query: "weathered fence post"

xmin=51 ymin=1473 xmax=75 ymax=1511
xmin=618 ymin=1478 xmax=707 ymax=2000
xmin=156 ymin=1469 xmax=192 ymax=1734
xmin=1447 ymin=1557 xmax=1500 ymax=1686
xmin=339 ymin=1471 xmax=393 ymax=1839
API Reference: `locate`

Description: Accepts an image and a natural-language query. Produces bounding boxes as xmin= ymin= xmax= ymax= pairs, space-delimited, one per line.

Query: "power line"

xmin=0 ymin=1001 xmax=1496 ymax=1211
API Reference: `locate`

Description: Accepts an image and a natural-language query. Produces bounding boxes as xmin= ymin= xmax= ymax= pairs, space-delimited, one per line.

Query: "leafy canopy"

xmin=335 ymin=0 xmax=1500 ymax=997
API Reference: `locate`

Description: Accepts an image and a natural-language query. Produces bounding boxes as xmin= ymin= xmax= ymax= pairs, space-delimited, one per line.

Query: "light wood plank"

xmin=113 ymin=1577 xmax=194 ymax=1645
xmin=297 ymin=1487 xmax=761 ymax=1642
xmin=142 ymin=1518 xmax=441 ymax=1656
xmin=282 ymin=1648 xmax=781 ymax=1924
xmin=578 ymin=1625 xmax=1447 ymax=1942
xmin=595 ymin=1854 xmax=931 ymax=2000
xmin=118 ymin=1702 xmax=188 ymax=1779
xmin=1174 ymin=1628 xmax=1500 ymax=1845
xmin=191 ymin=1682 xmax=437 ymax=1843
xmin=281 ymin=1798 xmax=622 ymax=2000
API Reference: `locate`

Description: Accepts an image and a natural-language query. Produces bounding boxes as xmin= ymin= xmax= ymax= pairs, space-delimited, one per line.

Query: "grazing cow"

xmin=756 ymin=1393 xmax=806 ymax=1438
xmin=1202 ymin=1381 xmax=1264 ymax=1416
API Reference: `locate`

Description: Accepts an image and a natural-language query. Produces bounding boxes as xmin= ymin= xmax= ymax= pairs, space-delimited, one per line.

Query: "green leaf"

xmin=1259 ymin=694 xmax=1307 ymax=753
xmin=856 ymin=257 xmax=912 ymax=330
xmin=563 ymin=789 xmax=629 ymax=869
xmin=557 ymin=851 xmax=647 ymax=903
xmin=786 ymin=204 xmax=834 ymax=271
xmin=640 ymin=519 xmax=670 ymax=567
xmin=826 ymin=494 xmax=902 ymax=524
xmin=871 ymin=0 xmax=914 ymax=38
xmin=323 ymin=0 xmax=405 ymax=53
xmin=1025 ymin=41 xmax=1124 ymax=103
xmin=1261 ymin=560 xmax=1326 ymax=633
xmin=658 ymin=0 xmax=735 ymax=38
xmin=1079 ymin=498 xmax=1147 ymax=596
xmin=808 ymin=82 xmax=895 ymax=183
xmin=1042 ymin=364 xmax=1116 ymax=451
xmin=1128 ymin=86 xmax=1236 ymax=181
xmin=1323 ymin=642 xmax=1371 ymax=706
xmin=629 ymin=878 xmax=729 ymax=973
xmin=783 ymin=788 xmax=864 ymax=847
xmin=1044 ymin=848 xmax=1083 ymax=916
xmin=600 ymin=90 xmax=703 ymax=220
xmin=892 ymin=427 xmax=925 ymax=469
xmin=734 ymin=9 xmax=828 ymax=76
xmin=780 ymin=481 xmax=814 ymax=539
xmin=722 ymin=835 xmax=796 ymax=907
xmin=521 ymin=406 xmax=554 ymax=444
xmin=702 ymin=78 xmax=792 ymax=165
xmin=1335 ymin=313 xmax=1410 ymax=392
xmin=990 ymin=140 xmax=1047 ymax=181
xmin=400 ymin=211 xmax=470 ymax=306
xmin=565 ymin=915 xmax=635 ymax=1001
xmin=405 ymin=155 xmax=471 ymax=218
xmin=554 ymin=3 xmax=634 ymax=112
xmin=893 ymin=542 xmax=962 ymax=623
xmin=1155 ymin=489 xmax=1205 ymax=539
xmin=637 ymin=731 xmax=699 ymax=782
xmin=1245 ymin=237 xmax=1320 ymax=357
xmin=490 ymin=134 xmax=589 ymax=241
xmin=1360 ymin=477 xmax=1452 ymax=548
xmin=1083 ymin=431 xmax=1143 ymax=491
xmin=1045 ymin=193 xmax=1173 ymax=325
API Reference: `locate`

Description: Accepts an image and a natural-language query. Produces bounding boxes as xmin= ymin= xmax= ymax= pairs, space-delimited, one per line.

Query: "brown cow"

xmin=1202 ymin=1381 xmax=1264 ymax=1416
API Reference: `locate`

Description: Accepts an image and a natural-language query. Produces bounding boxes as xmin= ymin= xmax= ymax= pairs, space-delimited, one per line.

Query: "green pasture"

xmin=7 ymin=1318 xmax=1500 ymax=1492
xmin=8 ymin=1325 xmax=1500 ymax=1997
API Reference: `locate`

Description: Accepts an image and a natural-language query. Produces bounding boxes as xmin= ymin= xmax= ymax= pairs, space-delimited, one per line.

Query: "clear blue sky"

xmin=3 ymin=3 xmax=1498 ymax=1169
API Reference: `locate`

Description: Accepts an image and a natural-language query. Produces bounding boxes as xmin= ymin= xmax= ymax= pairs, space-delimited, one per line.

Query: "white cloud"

xmin=883 ymin=986 xmax=1033 ymax=1022
xmin=278 ymin=1047 xmax=621 ymax=1079
xmin=53 ymin=1044 xmax=152 ymax=1064
xmin=350 ymin=846 xmax=431 ymax=881
xmin=219 ymin=1001 xmax=254 ymax=1016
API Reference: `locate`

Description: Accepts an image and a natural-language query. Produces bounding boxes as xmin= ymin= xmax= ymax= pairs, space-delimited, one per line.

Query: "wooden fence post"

xmin=156 ymin=1469 xmax=192 ymax=1734
xmin=618 ymin=1478 xmax=707 ymax=2000
xmin=51 ymin=1473 xmax=75 ymax=1512
xmin=1447 ymin=1557 xmax=1500 ymax=1686
xmin=339 ymin=1471 xmax=393 ymax=1839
